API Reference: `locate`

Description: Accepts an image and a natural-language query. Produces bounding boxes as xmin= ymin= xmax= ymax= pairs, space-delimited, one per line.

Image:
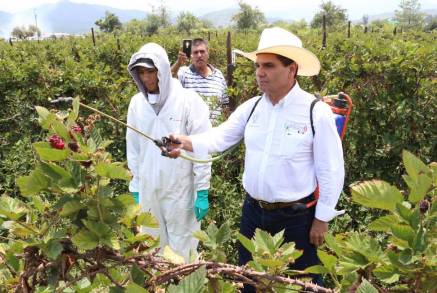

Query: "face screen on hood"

xmin=132 ymin=58 xmax=156 ymax=69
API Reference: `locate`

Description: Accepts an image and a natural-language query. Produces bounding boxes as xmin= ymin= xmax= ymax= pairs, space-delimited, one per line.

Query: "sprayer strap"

xmin=310 ymin=98 xmax=320 ymax=136
xmin=247 ymin=96 xmax=262 ymax=123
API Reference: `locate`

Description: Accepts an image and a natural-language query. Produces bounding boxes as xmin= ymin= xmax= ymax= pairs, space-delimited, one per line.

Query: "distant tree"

xmin=144 ymin=2 xmax=171 ymax=35
xmin=199 ymin=18 xmax=214 ymax=29
xmin=28 ymin=25 xmax=41 ymax=37
xmin=11 ymin=26 xmax=26 ymax=39
xmin=288 ymin=19 xmax=308 ymax=31
xmin=123 ymin=19 xmax=148 ymax=35
xmin=145 ymin=14 xmax=162 ymax=35
xmin=176 ymin=12 xmax=200 ymax=34
xmin=232 ymin=1 xmax=266 ymax=30
xmin=95 ymin=11 xmax=122 ymax=33
xmin=271 ymin=19 xmax=308 ymax=32
xmin=424 ymin=15 xmax=437 ymax=31
xmin=369 ymin=19 xmax=395 ymax=33
xmin=11 ymin=25 xmax=41 ymax=39
xmin=362 ymin=14 xmax=369 ymax=25
xmin=394 ymin=0 xmax=425 ymax=30
xmin=311 ymin=0 xmax=348 ymax=30
xmin=152 ymin=1 xmax=171 ymax=28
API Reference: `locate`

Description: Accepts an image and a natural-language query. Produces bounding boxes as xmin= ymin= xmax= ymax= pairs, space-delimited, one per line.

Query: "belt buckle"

xmin=258 ymin=200 xmax=271 ymax=210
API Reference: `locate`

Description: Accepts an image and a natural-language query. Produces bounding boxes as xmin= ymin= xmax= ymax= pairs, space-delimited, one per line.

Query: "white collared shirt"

xmin=191 ymin=83 xmax=345 ymax=222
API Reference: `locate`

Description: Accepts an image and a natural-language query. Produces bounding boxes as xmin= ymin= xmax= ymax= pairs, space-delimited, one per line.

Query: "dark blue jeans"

xmin=238 ymin=194 xmax=322 ymax=292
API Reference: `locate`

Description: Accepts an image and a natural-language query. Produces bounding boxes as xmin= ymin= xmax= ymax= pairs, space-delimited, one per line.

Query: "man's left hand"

xmin=309 ymin=218 xmax=328 ymax=247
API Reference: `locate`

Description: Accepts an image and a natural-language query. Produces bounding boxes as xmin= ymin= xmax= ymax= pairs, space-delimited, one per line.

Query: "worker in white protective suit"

xmin=126 ymin=43 xmax=212 ymax=260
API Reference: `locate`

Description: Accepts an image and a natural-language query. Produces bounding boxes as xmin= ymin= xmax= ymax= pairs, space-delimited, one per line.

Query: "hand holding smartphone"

xmin=182 ymin=39 xmax=192 ymax=59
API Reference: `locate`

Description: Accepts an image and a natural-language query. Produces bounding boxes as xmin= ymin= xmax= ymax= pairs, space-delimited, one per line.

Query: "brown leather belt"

xmin=246 ymin=193 xmax=315 ymax=211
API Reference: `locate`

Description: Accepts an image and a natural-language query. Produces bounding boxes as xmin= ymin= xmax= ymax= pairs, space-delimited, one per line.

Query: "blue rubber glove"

xmin=131 ymin=192 xmax=139 ymax=204
xmin=194 ymin=190 xmax=209 ymax=221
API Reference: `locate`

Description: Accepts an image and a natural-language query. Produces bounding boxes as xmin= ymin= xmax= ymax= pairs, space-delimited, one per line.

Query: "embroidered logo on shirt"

xmin=169 ymin=116 xmax=182 ymax=122
xmin=250 ymin=113 xmax=259 ymax=124
xmin=284 ymin=121 xmax=308 ymax=135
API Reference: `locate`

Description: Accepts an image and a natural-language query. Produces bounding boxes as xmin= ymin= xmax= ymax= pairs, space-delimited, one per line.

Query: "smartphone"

xmin=182 ymin=39 xmax=192 ymax=59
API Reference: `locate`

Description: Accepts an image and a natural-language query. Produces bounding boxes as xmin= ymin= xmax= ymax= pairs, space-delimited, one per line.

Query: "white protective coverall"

xmin=126 ymin=43 xmax=212 ymax=259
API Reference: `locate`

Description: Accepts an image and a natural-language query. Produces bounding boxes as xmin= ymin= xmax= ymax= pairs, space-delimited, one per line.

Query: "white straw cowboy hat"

xmin=235 ymin=27 xmax=320 ymax=76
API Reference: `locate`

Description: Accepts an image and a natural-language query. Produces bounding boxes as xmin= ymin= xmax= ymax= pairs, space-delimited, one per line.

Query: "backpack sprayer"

xmin=324 ymin=92 xmax=353 ymax=140
xmin=305 ymin=92 xmax=353 ymax=209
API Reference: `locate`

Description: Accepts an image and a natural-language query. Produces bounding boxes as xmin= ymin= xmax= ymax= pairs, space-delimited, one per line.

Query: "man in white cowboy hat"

xmin=165 ymin=27 xmax=344 ymax=288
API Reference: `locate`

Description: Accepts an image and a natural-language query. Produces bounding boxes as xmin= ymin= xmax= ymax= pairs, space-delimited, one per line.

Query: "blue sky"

xmin=1 ymin=0 xmax=436 ymax=20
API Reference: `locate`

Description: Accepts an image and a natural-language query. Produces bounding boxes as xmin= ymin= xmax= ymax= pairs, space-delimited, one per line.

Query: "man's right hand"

xmin=171 ymin=51 xmax=189 ymax=77
xmin=162 ymin=134 xmax=193 ymax=158
xmin=176 ymin=51 xmax=188 ymax=65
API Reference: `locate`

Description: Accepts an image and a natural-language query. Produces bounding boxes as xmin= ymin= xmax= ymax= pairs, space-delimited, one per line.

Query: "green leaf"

xmin=356 ymin=278 xmax=378 ymax=293
xmin=52 ymin=119 xmax=70 ymax=141
xmin=412 ymin=226 xmax=426 ymax=252
xmin=137 ymin=212 xmax=159 ymax=228
xmin=324 ymin=233 xmax=343 ymax=255
xmin=113 ymin=194 xmax=136 ymax=209
xmin=40 ymin=162 xmax=72 ymax=182
xmin=215 ymin=221 xmax=231 ymax=245
xmin=317 ymin=250 xmax=337 ymax=271
xmin=402 ymin=150 xmax=431 ymax=182
xmin=167 ymin=266 xmax=206 ymax=293
xmin=32 ymin=195 xmax=46 ymax=213
xmin=5 ymin=253 xmax=20 ymax=272
xmin=16 ymin=168 xmax=50 ymax=196
xmin=430 ymin=162 xmax=437 ymax=186
xmin=391 ymin=224 xmax=415 ymax=245
xmin=253 ymin=229 xmax=275 ymax=254
xmin=162 ymin=246 xmax=185 ymax=265
xmin=41 ymin=163 xmax=78 ymax=193
xmin=101 ymin=234 xmax=120 ymax=250
xmin=206 ymin=222 xmax=219 ymax=236
xmin=91 ymin=127 xmax=103 ymax=148
xmin=82 ymin=220 xmax=111 ymax=238
xmin=271 ymin=229 xmax=285 ymax=249
xmin=60 ymin=199 xmax=84 ymax=217
xmin=95 ymin=162 xmax=131 ymax=181
xmin=42 ymin=239 xmax=63 ymax=260
xmin=351 ymin=180 xmax=403 ymax=211
xmin=35 ymin=106 xmax=56 ymax=129
xmin=409 ymin=208 xmax=420 ymax=230
xmin=125 ymin=282 xmax=149 ymax=293
xmin=67 ymin=97 xmax=80 ymax=124
xmin=120 ymin=204 xmax=141 ymax=226
xmin=100 ymin=140 xmax=113 ymax=149
xmin=256 ymin=257 xmax=284 ymax=268
xmin=396 ymin=202 xmax=412 ymax=222
xmin=97 ymin=185 xmax=113 ymax=198
xmin=373 ymin=265 xmax=400 ymax=284
xmin=368 ymin=215 xmax=398 ymax=232
xmin=33 ymin=142 xmax=69 ymax=161
xmin=68 ymin=161 xmax=85 ymax=188
xmin=237 ymin=233 xmax=255 ymax=254
xmin=130 ymin=265 xmax=145 ymax=286
xmin=87 ymin=137 xmax=97 ymax=152
xmin=404 ymin=173 xmax=432 ymax=203
xmin=2 ymin=221 xmax=38 ymax=237
xmin=0 ymin=196 xmax=27 ymax=220
xmin=72 ymin=229 xmax=99 ymax=250
xmin=398 ymin=248 xmax=413 ymax=265
xmin=192 ymin=230 xmax=209 ymax=243
xmin=109 ymin=287 xmax=125 ymax=293
xmin=305 ymin=265 xmax=329 ymax=274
